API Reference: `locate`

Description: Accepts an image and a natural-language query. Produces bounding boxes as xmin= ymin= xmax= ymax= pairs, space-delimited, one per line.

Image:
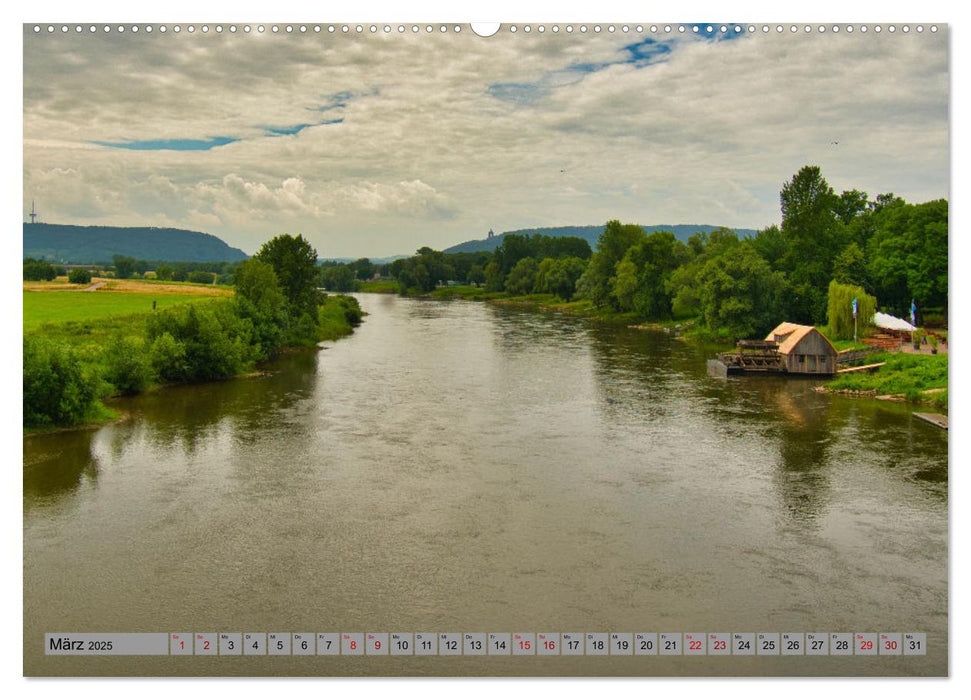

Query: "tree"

xmin=750 ymin=224 xmax=789 ymax=270
xmin=545 ymin=257 xmax=587 ymax=301
xmin=834 ymin=189 xmax=869 ymax=226
xmin=697 ymin=245 xmax=786 ymax=340
xmin=667 ymin=228 xmax=740 ymax=319
xmin=234 ymin=259 xmax=287 ymax=359
xmin=609 ymin=230 xmax=687 ymax=318
xmin=254 ymin=234 xmax=319 ymax=317
xmin=321 ymin=264 xmax=358 ymax=292
xmin=23 ymin=337 xmax=99 ymax=427
xmin=580 ymin=220 xmax=646 ymax=309
xmin=483 ymin=260 xmax=505 ymax=292
xmin=68 ymin=268 xmax=92 ymax=285
xmin=467 ymin=264 xmax=485 ymax=287
xmin=352 ymin=258 xmax=376 ymax=281
xmin=826 ymin=280 xmax=876 ymax=341
xmin=23 ymin=258 xmax=56 ymax=281
xmin=779 ymin=166 xmax=841 ymax=323
xmin=505 ymin=257 xmax=538 ymax=295
xmin=113 ymin=255 xmax=136 ymax=279
xmin=155 ymin=265 xmax=174 ymax=281
xmin=832 ymin=242 xmax=868 ymax=288
xmin=867 ymin=198 xmax=948 ymax=315
xmin=187 ymin=270 xmax=215 ymax=284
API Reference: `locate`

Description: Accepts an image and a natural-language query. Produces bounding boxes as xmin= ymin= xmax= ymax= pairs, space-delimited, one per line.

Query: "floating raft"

xmin=913 ymin=413 xmax=948 ymax=430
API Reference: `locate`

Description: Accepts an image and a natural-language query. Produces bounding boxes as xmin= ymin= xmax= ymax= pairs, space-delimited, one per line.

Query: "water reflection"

xmin=23 ymin=294 xmax=948 ymax=677
xmin=107 ymin=351 xmax=320 ymax=455
xmin=23 ymin=428 xmax=101 ymax=506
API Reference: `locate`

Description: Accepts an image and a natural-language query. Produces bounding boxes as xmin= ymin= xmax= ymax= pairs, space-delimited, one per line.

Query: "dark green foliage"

xmin=610 ymin=231 xmax=688 ymax=318
xmin=103 ymin=335 xmax=153 ymax=395
xmin=23 ymin=337 xmax=100 ymax=427
xmin=443 ymin=224 xmax=757 ymax=255
xmin=68 ymin=268 xmax=92 ymax=285
xmin=666 ymin=228 xmax=740 ymax=320
xmin=697 ymin=245 xmax=787 ymax=340
xmin=390 ymin=247 xmax=455 ymax=293
xmin=254 ymin=234 xmax=320 ymax=317
xmin=23 ymin=258 xmax=56 ymax=281
xmin=832 ymin=242 xmax=868 ymax=287
xmin=750 ymin=225 xmax=788 ymax=269
xmin=233 ymin=259 xmax=288 ymax=360
xmin=187 ymin=270 xmax=215 ymax=284
xmin=536 ymin=256 xmax=587 ymax=301
xmin=467 ymin=264 xmax=485 ymax=286
xmin=320 ymin=264 xmax=359 ymax=292
xmin=155 ymin=265 xmax=174 ymax=281
xmin=779 ymin=166 xmax=840 ymax=323
xmin=113 ymin=255 xmax=136 ymax=279
xmin=834 ymin=189 xmax=869 ymax=225
xmin=505 ymin=257 xmax=538 ymax=295
xmin=483 ymin=260 xmax=504 ymax=292
xmin=867 ymin=199 xmax=948 ymax=315
xmin=577 ymin=220 xmax=647 ymax=309
xmin=146 ymin=303 xmax=252 ymax=383
xmin=171 ymin=269 xmax=188 ymax=282
xmin=23 ymin=223 xmax=248 ymax=263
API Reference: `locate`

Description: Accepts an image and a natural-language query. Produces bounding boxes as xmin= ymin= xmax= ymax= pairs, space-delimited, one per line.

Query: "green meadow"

xmin=23 ymin=291 xmax=218 ymax=332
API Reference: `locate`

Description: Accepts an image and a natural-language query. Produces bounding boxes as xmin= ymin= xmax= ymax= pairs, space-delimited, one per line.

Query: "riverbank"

xmin=820 ymin=352 xmax=948 ymax=410
xmin=24 ymin=291 xmax=363 ymax=432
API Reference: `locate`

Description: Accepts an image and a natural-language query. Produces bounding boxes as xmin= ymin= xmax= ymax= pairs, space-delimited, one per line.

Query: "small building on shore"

xmin=709 ymin=322 xmax=838 ymax=377
xmin=765 ymin=322 xmax=837 ymax=375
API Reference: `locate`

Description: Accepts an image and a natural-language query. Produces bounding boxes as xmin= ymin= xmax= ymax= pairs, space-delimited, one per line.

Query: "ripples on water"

xmin=23 ymin=294 xmax=947 ymax=676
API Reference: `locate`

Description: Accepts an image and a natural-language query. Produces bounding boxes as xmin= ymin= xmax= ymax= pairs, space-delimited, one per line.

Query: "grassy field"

xmin=23 ymin=278 xmax=231 ymax=332
xmin=825 ymin=352 xmax=948 ymax=409
xmin=358 ymin=279 xmax=399 ymax=294
xmin=24 ymin=291 xmax=228 ymax=332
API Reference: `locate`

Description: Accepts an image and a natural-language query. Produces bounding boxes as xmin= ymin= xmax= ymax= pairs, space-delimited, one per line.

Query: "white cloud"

xmin=23 ymin=26 xmax=949 ymax=256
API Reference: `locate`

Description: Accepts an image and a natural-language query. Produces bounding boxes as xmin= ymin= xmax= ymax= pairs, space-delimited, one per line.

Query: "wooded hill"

xmin=23 ymin=223 xmax=249 ymax=263
xmin=444 ymin=224 xmax=758 ymax=254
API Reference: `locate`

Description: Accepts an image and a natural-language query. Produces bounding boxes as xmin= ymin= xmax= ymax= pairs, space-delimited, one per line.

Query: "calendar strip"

xmin=45 ymin=632 xmax=926 ymax=656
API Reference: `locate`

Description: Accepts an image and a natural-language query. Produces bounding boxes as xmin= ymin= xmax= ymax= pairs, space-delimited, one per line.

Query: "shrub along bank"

xmin=24 ymin=234 xmax=363 ymax=430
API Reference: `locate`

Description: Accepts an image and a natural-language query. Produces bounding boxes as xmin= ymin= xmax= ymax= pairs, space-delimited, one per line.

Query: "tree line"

xmin=328 ymin=165 xmax=945 ymax=341
xmin=25 ymin=234 xmax=362 ymax=429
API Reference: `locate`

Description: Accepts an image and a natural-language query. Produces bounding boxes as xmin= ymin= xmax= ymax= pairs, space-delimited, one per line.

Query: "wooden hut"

xmin=765 ymin=322 xmax=837 ymax=375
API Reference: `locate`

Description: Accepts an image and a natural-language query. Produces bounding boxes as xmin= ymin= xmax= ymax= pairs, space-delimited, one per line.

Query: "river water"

xmin=23 ymin=293 xmax=948 ymax=676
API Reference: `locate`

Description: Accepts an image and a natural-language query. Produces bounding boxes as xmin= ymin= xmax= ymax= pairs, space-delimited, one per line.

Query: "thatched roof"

xmin=765 ymin=322 xmax=835 ymax=355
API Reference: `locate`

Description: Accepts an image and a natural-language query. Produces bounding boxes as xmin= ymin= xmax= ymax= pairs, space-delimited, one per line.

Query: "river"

xmin=23 ymin=293 xmax=948 ymax=676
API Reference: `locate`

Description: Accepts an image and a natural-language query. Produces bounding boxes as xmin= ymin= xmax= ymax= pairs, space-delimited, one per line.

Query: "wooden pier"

xmin=913 ymin=413 xmax=948 ymax=431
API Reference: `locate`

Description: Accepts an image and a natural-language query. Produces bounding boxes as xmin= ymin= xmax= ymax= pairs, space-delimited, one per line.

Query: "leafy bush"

xmin=23 ymin=258 xmax=56 ymax=281
xmin=103 ymin=335 xmax=153 ymax=395
xmin=24 ymin=337 xmax=100 ymax=427
xmin=146 ymin=303 xmax=252 ymax=383
xmin=68 ymin=268 xmax=92 ymax=285
xmin=187 ymin=270 xmax=215 ymax=284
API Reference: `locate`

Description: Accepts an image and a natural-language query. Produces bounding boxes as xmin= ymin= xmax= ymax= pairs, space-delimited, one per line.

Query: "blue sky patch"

xmin=265 ymin=123 xmax=314 ymax=136
xmin=488 ymin=38 xmax=677 ymax=105
xmin=93 ymin=136 xmax=238 ymax=151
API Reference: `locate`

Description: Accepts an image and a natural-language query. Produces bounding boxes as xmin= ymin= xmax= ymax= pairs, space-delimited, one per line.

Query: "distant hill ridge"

xmin=23 ymin=223 xmax=249 ymax=263
xmin=443 ymin=224 xmax=758 ymax=254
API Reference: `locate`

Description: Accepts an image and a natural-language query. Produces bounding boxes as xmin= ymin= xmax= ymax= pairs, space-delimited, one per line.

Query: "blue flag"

xmin=910 ymin=299 xmax=917 ymax=326
xmin=852 ymin=297 xmax=858 ymax=318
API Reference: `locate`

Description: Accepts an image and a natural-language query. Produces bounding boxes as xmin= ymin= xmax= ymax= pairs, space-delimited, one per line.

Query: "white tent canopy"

xmin=874 ymin=311 xmax=916 ymax=332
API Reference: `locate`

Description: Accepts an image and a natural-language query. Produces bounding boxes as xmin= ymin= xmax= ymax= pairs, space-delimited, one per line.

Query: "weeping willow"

xmin=827 ymin=279 xmax=876 ymax=340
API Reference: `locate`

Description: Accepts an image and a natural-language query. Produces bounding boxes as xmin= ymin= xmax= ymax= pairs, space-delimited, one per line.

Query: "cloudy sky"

xmin=22 ymin=23 xmax=949 ymax=258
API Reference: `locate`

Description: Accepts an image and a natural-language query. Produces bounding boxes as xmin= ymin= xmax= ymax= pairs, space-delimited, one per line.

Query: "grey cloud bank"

xmin=23 ymin=26 xmax=948 ymax=257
